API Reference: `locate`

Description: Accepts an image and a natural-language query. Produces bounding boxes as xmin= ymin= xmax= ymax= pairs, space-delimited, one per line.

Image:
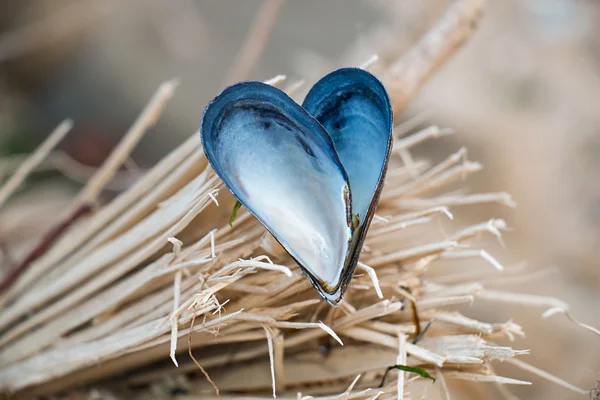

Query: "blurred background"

xmin=0 ymin=0 xmax=599 ymax=398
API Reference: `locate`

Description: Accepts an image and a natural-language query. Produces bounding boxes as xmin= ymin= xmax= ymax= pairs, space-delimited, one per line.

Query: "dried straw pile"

xmin=0 ymin=0 xmax=594 ymax=399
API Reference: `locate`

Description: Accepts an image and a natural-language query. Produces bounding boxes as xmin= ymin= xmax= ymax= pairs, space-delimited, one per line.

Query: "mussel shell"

xmin=201 ymin=69 xmax=392 ymax=305
xmin=201 ymin=81 xmax=355 ymax=304
xmin=303 ymin=68 xmax=393 ymax=301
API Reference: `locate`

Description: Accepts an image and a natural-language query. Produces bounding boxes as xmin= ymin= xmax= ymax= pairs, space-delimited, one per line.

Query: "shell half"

xmin=302 ymin=68 xmax=393 ymax=302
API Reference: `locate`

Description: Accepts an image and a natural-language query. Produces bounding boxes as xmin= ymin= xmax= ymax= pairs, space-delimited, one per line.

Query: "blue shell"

xmin=303 ymin=68 xmax=393 ymax=288
xmin=201 ymin=69 xmax=392 ymax=305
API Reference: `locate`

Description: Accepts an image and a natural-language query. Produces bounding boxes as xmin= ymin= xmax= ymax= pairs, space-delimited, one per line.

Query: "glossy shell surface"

xmin=201 ymin=68 xmax=392 ymax=305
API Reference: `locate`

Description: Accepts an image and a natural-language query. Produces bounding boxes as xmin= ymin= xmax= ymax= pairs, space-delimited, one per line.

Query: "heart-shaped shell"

xmin=201 ymin=68 xmax=392 ymax=305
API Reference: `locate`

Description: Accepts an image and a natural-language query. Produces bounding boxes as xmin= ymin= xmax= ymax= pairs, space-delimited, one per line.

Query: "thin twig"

xmin=505 ymin=358 xmax=588 ymax=395
xmin=542 ymin=308 xmax=600 ymax=337
xmin=263 ymin=325 xmax=278 ymax=398
xmin=397 ymin=334 xmax=406 ymax=400
xmin=357 ymin=262 xmax=384 ymax=299
xmin=382 ymin=0 xmax=486 ymax=114
xmin=412 ymin=320 xmax=433 ymax=344
xmin=75 ymin=79 xmax=179 ymax=207
xmin=436 ymin=368 xmax=451 ymax=400
xmin=0 ymin=119 xmax=72 ymax=209
xmin=188 ymin=309 xmax=222 ymax=400
xmin=410 ymin=298 xmax=422 ymax=339
xmin=170 ymin=270 xmax=183 ymax=366
xmin=224 ymin=0 xmax=285 ymax=84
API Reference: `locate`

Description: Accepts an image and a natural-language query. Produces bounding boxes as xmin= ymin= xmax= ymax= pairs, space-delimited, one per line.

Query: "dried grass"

xmin=0 ymin=0 xmax=594 ymax=399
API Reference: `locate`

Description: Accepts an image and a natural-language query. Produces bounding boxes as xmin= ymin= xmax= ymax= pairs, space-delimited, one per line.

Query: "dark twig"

xmin=410 ymin=298 xmax=422 ymax=338
xmin=0 ymin=203 xmax=92 ymax=293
